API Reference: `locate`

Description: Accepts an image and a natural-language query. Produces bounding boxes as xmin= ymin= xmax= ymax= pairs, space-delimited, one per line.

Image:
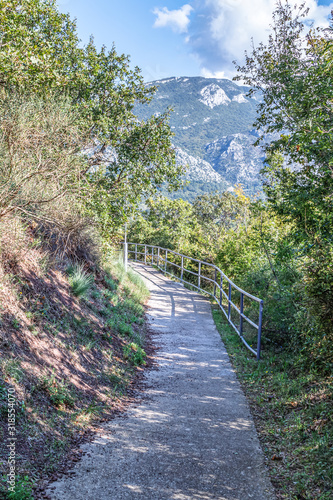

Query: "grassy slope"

xmin=212 ymin=305 xmax=333 ymax=500
xmin=0 ymin=248 xmax=150 ymax=500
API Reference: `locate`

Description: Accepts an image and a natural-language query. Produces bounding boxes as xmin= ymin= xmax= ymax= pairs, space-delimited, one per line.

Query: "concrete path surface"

xmin=47 ymin=263 xmax=274 ymax=500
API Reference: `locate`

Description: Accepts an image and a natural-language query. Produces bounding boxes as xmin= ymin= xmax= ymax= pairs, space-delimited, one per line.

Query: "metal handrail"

xmin=123 ymin=242 xmax=263 ymax=360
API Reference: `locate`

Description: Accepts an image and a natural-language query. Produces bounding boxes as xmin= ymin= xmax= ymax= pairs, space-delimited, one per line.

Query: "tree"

xmin=84 ymin=111 xmax=184 ymax=239
xmin=129 ymin=197 xmax=201 ymax=253
xmin=0 ymin=0 xmax=80 ymax=91
xmin=193 ymin=187 xmax=251 ymax=250
xmin=0 ymin=0 xmax=185 ymax=233
xmin=234 ymin=1 xmax=333 ymax=367
xmin=234 ymin=1 xmax=333 ymax=246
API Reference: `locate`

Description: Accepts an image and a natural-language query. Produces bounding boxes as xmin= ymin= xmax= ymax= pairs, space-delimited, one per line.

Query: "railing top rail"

xmin=127 ymin=242 xmax=262 ymax=303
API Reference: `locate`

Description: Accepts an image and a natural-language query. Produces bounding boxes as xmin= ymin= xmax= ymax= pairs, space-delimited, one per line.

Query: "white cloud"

xmin=187 ymin=0 xmax=333 ymax=78
xmin=153 ymin=4 xmax=193 ymax=33
xmin=201 ymin=68 xmax=227 ymax=79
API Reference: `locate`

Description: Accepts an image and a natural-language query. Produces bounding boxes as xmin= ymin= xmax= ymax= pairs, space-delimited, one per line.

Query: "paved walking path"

xmin=47 ymin=263 xmax=274 ymax=500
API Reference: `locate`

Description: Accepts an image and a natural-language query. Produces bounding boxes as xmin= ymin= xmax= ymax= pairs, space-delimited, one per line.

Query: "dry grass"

xmin=0 ymin=93 xmax=85 ymax=221
xmin=36 ymin=208 xmax=101 ymax=265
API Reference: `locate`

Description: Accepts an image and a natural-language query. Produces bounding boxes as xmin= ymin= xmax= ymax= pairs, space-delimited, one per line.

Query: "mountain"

xmin=134 ymin=76 xmax=265 ymax=199
xmin=204 ymin=132 xmax=265 ymax=192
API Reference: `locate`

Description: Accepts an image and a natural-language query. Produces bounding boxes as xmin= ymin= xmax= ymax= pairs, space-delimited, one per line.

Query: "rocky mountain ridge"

xmin=134 ymin=76 xmax=265 ymax=198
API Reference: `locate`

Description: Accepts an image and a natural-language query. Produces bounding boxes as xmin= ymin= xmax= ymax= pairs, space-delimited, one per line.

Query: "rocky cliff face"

xmin=175 ymin=147 xmax=226 ymax=184
xmin=134 ymin=76 xmax=264 ymax=196
xmin=205 ymin=133 xmax=265 ymax=191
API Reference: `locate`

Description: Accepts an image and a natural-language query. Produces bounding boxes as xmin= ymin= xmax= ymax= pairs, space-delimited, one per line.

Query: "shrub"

xmin=67 ymin=264 xmax=94 ymax=298
xmin=39 ymin=373 xmax=74 ymax=408
xmin=0 ymin=93 xmax=85 ymax=222
xmin=37 ymin=209 xmax=101 ymax=265
xmin=105 ymin=276 xmax=117 ymax=291
xmin=0 ymin=215 xmax=28 ymax=270
xmin=123 ymin=343 xmax=146 ymax=366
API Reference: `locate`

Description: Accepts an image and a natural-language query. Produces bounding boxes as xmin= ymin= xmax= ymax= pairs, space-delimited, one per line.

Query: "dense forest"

xmin=0 ymin=0 xmax=332 ymax=498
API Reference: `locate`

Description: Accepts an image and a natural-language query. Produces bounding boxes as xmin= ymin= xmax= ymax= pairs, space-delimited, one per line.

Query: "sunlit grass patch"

xmin=212 ymin=305 xmax=333 ymax=500
xmin=67 ymin=263 xmax=94 ymax=298
xmin=123 ymin=342 xmax=146 ymax=366
xmin=38 ymin=372 xmax=75 ymax=409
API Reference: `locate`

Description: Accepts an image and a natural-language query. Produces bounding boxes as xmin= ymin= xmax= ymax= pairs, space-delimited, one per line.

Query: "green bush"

xmin=67 ymin=263 xmax=94 ymax=298
xmin=40 ymin=373 xmax=74 ymax=408
xmin=123 ymin=343 xmax=146 ymax=366
xmin=3 ymin=475 xmax=34 ymax=500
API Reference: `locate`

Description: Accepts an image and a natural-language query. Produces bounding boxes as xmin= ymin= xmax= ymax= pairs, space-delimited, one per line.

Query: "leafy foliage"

xmin=0 ymin=0 xmax=80 ymax=92
xmin=233 ymin=1 xmax=333 ymax=369
xmin=123 ymin=343 xmax=146 ymax=366
xmin=234 ymin=2 xmax=333 ymax=245
xmin=0 ymin=0 xmax=184 ymax=240
xmin=129 ymin=196 xmax=201 ymax=254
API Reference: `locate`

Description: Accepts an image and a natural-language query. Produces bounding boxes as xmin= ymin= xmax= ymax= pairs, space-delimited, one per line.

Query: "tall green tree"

xmin=129 ymin=197 xmax=201 ymax=253
xmin=0 ymin=0 xmax=80 ymax=91
xmin=234 ymin=1 xmax=333 ymax=246
xmin=193 ymin=187 xmax=251 ymax=250
xmin=0 ymin=0 xmax=184 ymax=233
xmin=234 ymin=1 xmax=333 ymax=367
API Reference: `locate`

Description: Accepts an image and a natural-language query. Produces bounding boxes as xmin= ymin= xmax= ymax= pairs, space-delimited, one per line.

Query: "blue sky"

xmin=57 ymin=0 xmax=333 ymax=82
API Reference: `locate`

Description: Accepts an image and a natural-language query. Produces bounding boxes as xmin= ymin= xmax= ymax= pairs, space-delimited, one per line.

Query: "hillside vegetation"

xmin=0 ymin=0 xmax=182 ymax=497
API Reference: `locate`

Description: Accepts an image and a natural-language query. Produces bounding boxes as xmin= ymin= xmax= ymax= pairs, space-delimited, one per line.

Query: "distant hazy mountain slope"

xmin=175 ymin=147 xmax=226 ymax=184
xmin=134 ymin=76 xmax=264 ymax=194
xmin=205 ymin=133 xmax=265 ymax=192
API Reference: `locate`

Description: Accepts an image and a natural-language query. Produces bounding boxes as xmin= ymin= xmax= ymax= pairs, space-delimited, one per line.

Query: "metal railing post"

xmin=257 ymin=300 xmax=263 ymax=361
xmin=124 ymin=242 xmax=128 ymax=272
xmin=219 ymin=273 xmax=223 ymax=306
xmin=144 ymin=245 xmax=147 ymax=265
xmin=165 ymin=250 xmax=168 ymax=272
xmin=240 ymin=293 xmax=244 ymax=336
xmin=198 ymin=262 xmax=201 ymax=289
xmin=228 ymin=282 xmax=231 ymax=320
xmin=157 ymin=247 xmax=160 ymax=268
xmin=152 ymin=246 xmax=154 ymax=265
xmin=213 ymin=268 xmax=217 ymax=297
xmin=181 ymin=255 xmax=184 ymax=282
xmin=135 ymin=244 xmax=137 ymax=261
